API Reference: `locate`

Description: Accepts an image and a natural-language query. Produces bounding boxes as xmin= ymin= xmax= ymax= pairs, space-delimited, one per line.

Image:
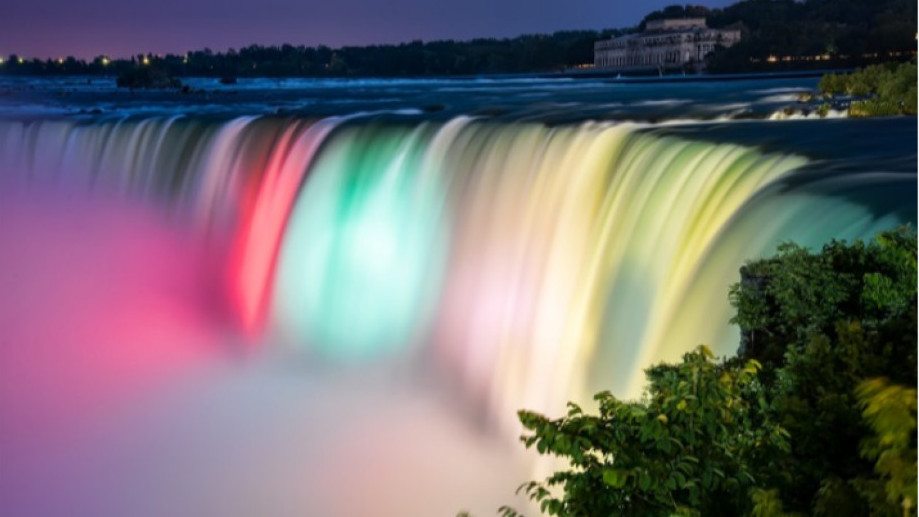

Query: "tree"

xmin=723 ymin=228 xmax=916 ymax=515
xmin=730 ymin=227 xmax=917 ymax=369
xmin=853 ymin=378 xmax=917 ymax=516
xmin=729 ymin=228 xmax=915 ymax=515
xmin=500 ymin=346 xmax=789 ymax=517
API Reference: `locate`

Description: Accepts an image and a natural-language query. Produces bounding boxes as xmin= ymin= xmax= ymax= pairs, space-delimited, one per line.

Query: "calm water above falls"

xmin=1 ymin=73 xmax=838 ymax=119
xmin=0 ymin=75 xmax=915 ymax=516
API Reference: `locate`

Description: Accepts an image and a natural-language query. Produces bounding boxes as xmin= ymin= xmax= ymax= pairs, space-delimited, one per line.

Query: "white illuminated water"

xmin=0 ymin=77 xmax=914 ymax=516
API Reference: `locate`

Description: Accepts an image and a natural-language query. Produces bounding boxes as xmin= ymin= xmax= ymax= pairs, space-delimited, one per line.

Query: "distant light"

xmin=57 ymin=58 xmax=63 ymax=64
xmin=18 ymin=57 xmax=24 ymax=64
xmin=101 ymin=57 xmax=110 ymax=66
xmin=766 ymin=55 xmax=777 ymax=63
xmin=0 ymin=57 xmax=4 ymax=65
xmin=142 ymin=56 xmax=150 ymax=65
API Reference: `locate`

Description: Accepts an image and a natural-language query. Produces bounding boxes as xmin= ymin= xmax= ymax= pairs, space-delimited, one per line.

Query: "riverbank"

xmin=543 ymin=68 xmax=850 ymax=83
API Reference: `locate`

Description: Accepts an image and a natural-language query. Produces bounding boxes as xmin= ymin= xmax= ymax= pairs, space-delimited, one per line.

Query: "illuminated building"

xmin=594 ymin=18 xmax=741 ymax=72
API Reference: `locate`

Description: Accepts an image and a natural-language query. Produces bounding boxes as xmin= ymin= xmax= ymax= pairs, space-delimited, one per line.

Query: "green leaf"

xmin=639 ymin=473 xmax=651 ymax=491
xmin=602 ymin=468 xmax=628 ymax=488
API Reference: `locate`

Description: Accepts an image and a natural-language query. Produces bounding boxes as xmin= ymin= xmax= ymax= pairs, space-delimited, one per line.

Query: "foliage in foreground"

xmin=818 ymin=62 xmax=918 ymax=116
xmin=500 ymin=346 xmax=788 ymax=517
xmin=730 ymin=228 xmax=917 ymax=514
xmin=503 ymin=228 xmax=917 ymax=517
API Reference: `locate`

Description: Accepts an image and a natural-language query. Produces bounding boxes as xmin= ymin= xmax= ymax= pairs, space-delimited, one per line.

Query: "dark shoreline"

xmin=541 ymin=68 xmax=848 ymax=83
xmin=1 ymin=68 xmax=846 ymax=84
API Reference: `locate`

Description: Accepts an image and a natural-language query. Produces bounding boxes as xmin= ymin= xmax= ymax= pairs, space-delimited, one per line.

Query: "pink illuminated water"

xmin=0 ymin=180 xmax=528 ymax=517
xmin=0 ymin=114 xmax=910 ymax=516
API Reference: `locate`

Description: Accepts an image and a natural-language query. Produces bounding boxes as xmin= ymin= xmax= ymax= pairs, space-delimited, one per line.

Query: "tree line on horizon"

xmin=0 ymin=0 xmax=915 ymax=79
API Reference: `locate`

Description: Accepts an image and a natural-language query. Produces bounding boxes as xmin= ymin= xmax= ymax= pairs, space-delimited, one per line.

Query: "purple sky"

xmin=1 ymin=0 xmax=736 ymax=60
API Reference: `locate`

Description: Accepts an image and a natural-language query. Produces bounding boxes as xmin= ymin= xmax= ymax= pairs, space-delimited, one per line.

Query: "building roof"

xmin=645 ymin=18 xmax=708 ymax=31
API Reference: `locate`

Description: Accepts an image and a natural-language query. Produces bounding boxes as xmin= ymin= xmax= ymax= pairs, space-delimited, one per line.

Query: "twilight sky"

xmin=2 ymin=0 xmax=736 ymax=60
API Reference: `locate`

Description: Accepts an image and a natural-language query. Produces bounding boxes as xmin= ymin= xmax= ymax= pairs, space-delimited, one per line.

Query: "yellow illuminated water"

xmin=0 ymin=115 xmax=906 ymax=428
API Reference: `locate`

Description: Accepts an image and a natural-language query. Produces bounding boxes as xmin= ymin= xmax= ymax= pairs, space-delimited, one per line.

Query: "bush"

xmin=501 ymin=346 xmax=788 ymax=517
xmin=818 ymin=62 xmax=917 ymax=116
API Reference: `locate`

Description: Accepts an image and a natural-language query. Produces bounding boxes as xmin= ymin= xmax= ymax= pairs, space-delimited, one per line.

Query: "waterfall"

xmin=0 ymin=115 xmax=910 ymax=427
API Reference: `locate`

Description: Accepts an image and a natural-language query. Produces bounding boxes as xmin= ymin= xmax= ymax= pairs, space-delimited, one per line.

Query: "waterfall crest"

xmin=2 ymin=115 xmax=909 ymax=423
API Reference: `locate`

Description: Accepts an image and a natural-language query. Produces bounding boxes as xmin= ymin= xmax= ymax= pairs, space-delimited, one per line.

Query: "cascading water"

xmin=0 ymin=114 xmax=913 ymax=515
xmin=1 ymin=115 xmax=911 ymax=410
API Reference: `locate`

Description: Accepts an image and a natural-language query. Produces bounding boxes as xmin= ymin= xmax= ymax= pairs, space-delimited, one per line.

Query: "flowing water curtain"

xmin=588 ymin=133 xmax=809 ymax=398
xmin=0 ymin=118 xmax=94 ymax=186
xmin=428 ymin=121 xmax=811 ymax=430
xmin=0 ymin=116 xmax=237 ymax=215
xmin=272 ymin=120 xmax=453 ymax=361
xmin=0 ymin=116 xmax=337 ymax=339
xmin=0 ymin=116 xmax=812 ymax=418
xmin=19 ymin=116 xmax=909 ymax=427
xmin=430 ymin=121 xmax=632 ymax=432
xmin=656 ymin=169 xmax=915 ymax=369
xmin=220 ymin=117 xmax=341 ymax=335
